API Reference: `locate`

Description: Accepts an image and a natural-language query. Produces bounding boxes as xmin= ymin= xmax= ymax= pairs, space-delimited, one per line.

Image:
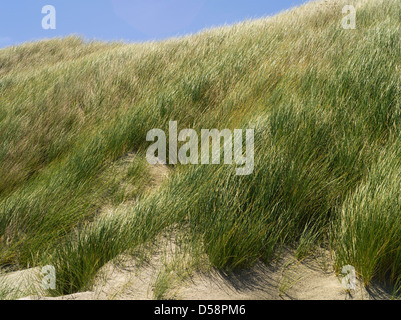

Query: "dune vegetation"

xmin=0 ymin=0 xmax=400 ymax=298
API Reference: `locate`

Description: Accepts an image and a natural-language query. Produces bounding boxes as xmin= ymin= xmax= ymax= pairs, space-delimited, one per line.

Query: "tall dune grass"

xmin=1 ymin=0 xmax=401 ymax=296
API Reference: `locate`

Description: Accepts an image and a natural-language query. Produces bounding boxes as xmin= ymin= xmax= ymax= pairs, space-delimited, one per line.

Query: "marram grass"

xmin=1 ymin=0 xmax=401 ymax=297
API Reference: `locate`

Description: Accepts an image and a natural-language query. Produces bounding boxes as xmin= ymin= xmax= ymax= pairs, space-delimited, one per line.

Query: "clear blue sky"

xmin=0 ymin=0 xmax=310 ymax=48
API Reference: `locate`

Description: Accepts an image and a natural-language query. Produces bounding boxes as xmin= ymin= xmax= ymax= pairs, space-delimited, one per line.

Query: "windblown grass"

xmin=1 ymin=0 xmax=401 ymax=296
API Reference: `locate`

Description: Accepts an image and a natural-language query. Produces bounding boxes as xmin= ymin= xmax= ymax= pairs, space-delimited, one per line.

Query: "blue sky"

xmin=0 ymin=0 xmax=310 ymax=48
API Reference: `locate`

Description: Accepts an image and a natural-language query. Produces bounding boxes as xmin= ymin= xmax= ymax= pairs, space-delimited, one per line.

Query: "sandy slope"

xmin=15 ymin=245 xmax=391 ymax=300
